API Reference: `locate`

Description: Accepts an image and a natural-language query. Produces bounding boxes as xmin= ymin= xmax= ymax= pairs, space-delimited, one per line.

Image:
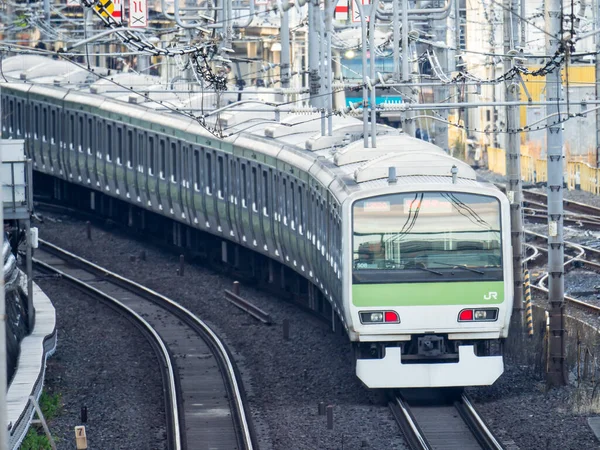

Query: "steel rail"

xmin=390 ymin=396 xmax=432 ymax=450
xmin=458 ymin=393 xmax=504 ymax=450
xmin=36 ymin=238 xmax=256 ymax=449
xmin=32 ymin=249 xmax=182 ymax=450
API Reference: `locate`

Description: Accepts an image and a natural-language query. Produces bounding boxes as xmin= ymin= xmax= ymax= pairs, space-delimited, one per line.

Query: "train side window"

xmin=291 ymin=181 xmax=296 ymax=230
xmin=282 ymin=178 xmax=288 ymax=224
xmin=193 ymin=149 xmax=200 ymax=191
xmin=262 ymin=170 xmax=269 ymax=216
xmin=182 ymin=146 xmax=189 ymax=186
xmin=205 ymin=152 xmax=213 ymax=195
xmin=148 ymin=137 xmax=155 ymax=175
xmin=69 ymin=114 xmax=75 ymax=148
xmin=106 ymin=124 xmax=112 ymax=161
xmin=51 ymin=110 xmax=57 ymax=145
xmin=117 ymin=128 xmax=123 ymax=165
xmin=217 ymin=156 xmax=224 ymax=199
xmin=298 ymin=185 xmax=304 ymax=235
xmin=159 ymin=139 xmax=166 ymax=179
xmin=251 ymin=167 xmax=258 ymax=212
xmin=87 ymin=118 xmax=92 ymax=154
xmin=241 ymin=163 xmax=247 ymax=207
xmin=230 ymin=160 xmax=237 ymax=203
xmin=127 ymin=130 xmax=133 ymax=164
xmin=138 ymin=134 xmax=145 ymax=173
xmin=42 ymin=107 xmax=47 ymax=142
xmin=9 ymin=99 xmax=15 ymax=134
xmin=171 ymin=142 xmax=177 ymax=182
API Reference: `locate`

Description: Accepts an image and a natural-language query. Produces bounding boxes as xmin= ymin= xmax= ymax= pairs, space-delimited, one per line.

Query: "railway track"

xmin=33 ymin=239 xmax=256 ymax=450
xmin=390 ymin=390 xmax=503 ymax=450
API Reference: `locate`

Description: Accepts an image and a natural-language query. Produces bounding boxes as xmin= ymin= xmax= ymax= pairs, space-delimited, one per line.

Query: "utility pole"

xmin=401 ymin=0 xmax=414 ymax=137
xmin=596 ymin=0 xmax=600 ymax=166
xmin=0 ymin=139 xmax=7 ymax=450
xmin=281 ymin=7 xmax=291 ymax=89
xmin=433 ymin=18 xmax=449 ymax=151
xmin=545 ymin=0 xmax=566 ymax=387
xmin=308 ymin=0 xmax=321 ymax=108
xmin=503 ymin=0 xmax=524 ymax=330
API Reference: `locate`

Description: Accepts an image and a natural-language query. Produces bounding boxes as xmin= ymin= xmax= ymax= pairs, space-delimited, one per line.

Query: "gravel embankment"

xmin=36 ymin=213 xmax=406 ymax=450
xmin=37 ymin=276 xmax=167 ymax=449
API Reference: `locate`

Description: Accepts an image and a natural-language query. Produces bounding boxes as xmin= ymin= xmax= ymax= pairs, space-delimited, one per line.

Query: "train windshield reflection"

xmin=352 ymin=192 xmax=502 ymax=280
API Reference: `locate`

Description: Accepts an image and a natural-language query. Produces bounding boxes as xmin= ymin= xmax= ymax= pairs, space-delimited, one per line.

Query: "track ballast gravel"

xmin=36 ymin=276 xmax=167 ymax=449
xmin=36 ymin=213 xmax=406 ymax=450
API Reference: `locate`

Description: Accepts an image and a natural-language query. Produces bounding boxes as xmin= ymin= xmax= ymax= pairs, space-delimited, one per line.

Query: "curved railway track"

xmin=525 ymin=230 xmax=600 ymax=315
xmin=33 ymin=239 xmax=256 ymax=450
xmin=390 ymin=390 xmax=503 ymax=450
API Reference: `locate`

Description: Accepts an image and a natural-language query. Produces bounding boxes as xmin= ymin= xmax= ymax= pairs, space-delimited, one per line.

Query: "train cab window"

xmin=241 ymin=164 xmax=247 ymax=207
xmin=171 ymin=142 xmax=177 ymax=182
xmin=205 ymin=152 xmax=212 ymax=195
xmin=148 ymin=137 xmax=155 ymax=175
xmin=159 ymin=140 xmax=166 ymax=179
xmin=217 ymin=156 xmax=224 ymax=199
xmin=251 ymin=167 xmax=258 ymax=212
xmin=193 ymin=149 xmax=200 ymax=191
xmin=106 ymin=124 xmax=112 ymax=161
xmin=262 ymin=170 xmax=269 ymax=216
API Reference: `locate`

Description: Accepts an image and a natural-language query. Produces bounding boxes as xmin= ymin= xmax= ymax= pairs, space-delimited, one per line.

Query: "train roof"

xmin=1 ymin=55 xmax=489 ymax=198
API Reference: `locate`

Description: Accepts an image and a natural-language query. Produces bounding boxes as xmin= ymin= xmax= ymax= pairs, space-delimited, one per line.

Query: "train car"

xmin=0 ymin=55 xmax=513 ymax=388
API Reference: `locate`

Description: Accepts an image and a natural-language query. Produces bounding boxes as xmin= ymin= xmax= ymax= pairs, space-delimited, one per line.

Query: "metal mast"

xmin=503 ymin=0 xmax=524 ymax=329
xmin=545 ymin=0 xmax=567 ymax=386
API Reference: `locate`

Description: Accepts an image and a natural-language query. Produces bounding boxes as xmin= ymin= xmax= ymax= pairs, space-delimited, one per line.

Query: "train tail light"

xmin=458 ymin=308 xmax=498 ymax=322
xmin=360 ymin=311 xmax=400 ymax=324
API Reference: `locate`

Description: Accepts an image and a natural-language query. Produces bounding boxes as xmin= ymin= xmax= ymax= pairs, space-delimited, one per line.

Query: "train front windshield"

xmin=352 ymin=192 xmax=502 ymax=283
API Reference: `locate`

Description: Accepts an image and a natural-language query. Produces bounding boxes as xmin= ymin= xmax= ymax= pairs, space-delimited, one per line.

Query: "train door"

xmin=157 ymin=137 xmax=167 ymax=211
xmin=136 ymin=130 xmax=148 ymax=205
xmin=227 ymin=157 xmax=241 ymax=243
xmin=113 ymin=125 xmax=123 ymax=197
xmin=190 ymin=147 xmax=203 ymax=226
xmin=165 ymin=139 xmax=176 ymax=214
xmin=271 ymin=172 xmax=284 ymax=259
xmin=180 ymin=144 xmax=193 ymax=224
xmin=203 ymin=149 xmax=219 ymax=232
xmin=239 ymin=161 xmax=255 ymax=247
xmin=218 ymin=154 xmax=233 ymax=238
xmin=83 ymin=116 xmax=91 ymax=184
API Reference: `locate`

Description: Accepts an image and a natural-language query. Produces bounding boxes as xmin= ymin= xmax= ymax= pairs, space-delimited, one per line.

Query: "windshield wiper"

xmin=430 ymin=261 xmax=485 ymax=275
xmin=411 ymin=266 xmax=443 ymax=276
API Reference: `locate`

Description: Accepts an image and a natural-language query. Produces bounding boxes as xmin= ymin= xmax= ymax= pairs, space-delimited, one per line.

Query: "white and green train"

xmin=1 ymin=55 xmax=513 ymax=388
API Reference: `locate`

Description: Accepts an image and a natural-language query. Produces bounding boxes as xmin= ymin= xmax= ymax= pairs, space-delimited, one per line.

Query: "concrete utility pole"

xmin=433 ymin=18 xmax=449 ymax=151
xmin=596 ymin=0 xmax=600 ymax=166
xmin=280 ymin=8 xmax=291 ymax=89
xmin=308 ymin=0 xmax=322 ymax=108
xmin=545 ymin=0 xmax=567 ymax=387
xmin=401 ymin=0 xmax=415 ymax=137
xmin=503 ymin=0 xmax=524 ymax=330
xmin=0 ymin=140 xmax=7 ymax=450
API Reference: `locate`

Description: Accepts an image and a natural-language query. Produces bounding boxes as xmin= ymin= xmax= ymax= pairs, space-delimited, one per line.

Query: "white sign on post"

xmin=334 ymin=0 xmax=349 ymax=21
xmin=112 ymin=0 xmax=122 ymax=22
xmin=352 ymin=0 xmax=370 ymax=23
xmin=129 ymin=0 xmax=147 ymax=28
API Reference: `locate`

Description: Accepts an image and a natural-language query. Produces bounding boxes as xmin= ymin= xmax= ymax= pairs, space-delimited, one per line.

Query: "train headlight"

xmin=359 ymin=311 xmax=400 ymax=324
xmin=458 ymin=308 xmax=498 ymax=322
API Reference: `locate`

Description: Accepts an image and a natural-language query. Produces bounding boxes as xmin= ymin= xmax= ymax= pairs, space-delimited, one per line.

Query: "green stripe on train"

xmin=352 ymin=281 xmax=505 ymax=306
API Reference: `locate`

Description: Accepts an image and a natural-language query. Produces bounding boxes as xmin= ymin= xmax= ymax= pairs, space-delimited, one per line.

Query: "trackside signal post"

xmin=545 ymin=0 xmax=567 ymax=386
